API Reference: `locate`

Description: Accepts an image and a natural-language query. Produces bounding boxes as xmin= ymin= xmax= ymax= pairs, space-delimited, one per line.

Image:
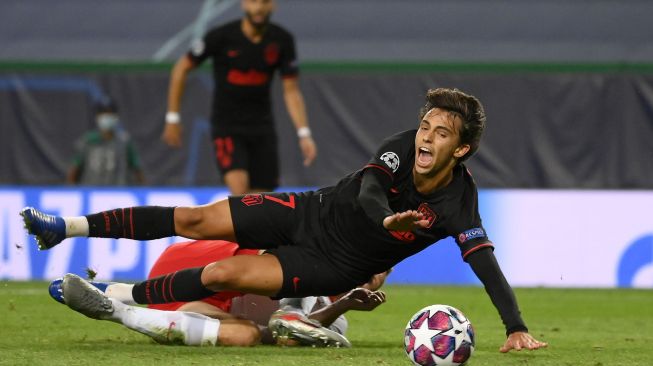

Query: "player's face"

xmin=242 ymin=0 xmax=275 ymax=28
xmin=414 ymin=108 xmax=470 ymax=177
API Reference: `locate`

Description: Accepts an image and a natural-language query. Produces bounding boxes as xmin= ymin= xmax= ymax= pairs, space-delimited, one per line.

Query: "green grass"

xmin=1 ymin=282 xmax=652 ymax=366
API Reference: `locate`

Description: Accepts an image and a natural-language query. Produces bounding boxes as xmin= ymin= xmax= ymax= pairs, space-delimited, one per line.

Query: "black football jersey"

xmin=316 ymin=129 xmax=493 ymax=280
xmin=187 ymin=20 xmax=298 ymax=135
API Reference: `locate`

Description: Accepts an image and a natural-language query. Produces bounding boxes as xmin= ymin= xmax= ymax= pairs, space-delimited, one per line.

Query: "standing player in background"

xmin=24 ymin=88 xmax=546 ymax=353
xmin=50 ymin=240 xmax=387 ymax=347
xmin=162 ymin=0 xmax=317 ymax=194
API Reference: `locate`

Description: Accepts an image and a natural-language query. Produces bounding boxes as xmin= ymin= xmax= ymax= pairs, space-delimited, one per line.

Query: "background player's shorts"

xmin=147 ymin=240 xmax=258 ymax=312
xmin=229 ymin=192 xmax=362 ymax=298
xmin=213 ymin=134 xmax=279 ymax=190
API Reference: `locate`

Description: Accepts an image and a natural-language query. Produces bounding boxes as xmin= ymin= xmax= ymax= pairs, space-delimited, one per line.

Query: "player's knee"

xmin=219 ymin=320 xmax=261 ymax=346
xmin=175 ymin=206 xmax=206 ymax=232
xmin=202 ymin=261 xmax=241 ymax=290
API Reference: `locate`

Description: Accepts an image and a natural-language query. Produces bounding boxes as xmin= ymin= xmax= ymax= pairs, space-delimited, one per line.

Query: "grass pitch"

xmin=1 ymin=282 xmax=651 ymax=366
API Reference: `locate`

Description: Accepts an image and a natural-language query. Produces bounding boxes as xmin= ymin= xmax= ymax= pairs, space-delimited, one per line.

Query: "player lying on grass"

xmin=23 ymin=87 xmax=547 ymax=353
xmin=50 ymin=240 xmax=388 ymax=347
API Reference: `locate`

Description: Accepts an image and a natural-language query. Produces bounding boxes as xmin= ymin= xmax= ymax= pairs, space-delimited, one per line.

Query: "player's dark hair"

xmin=418 ymin=88 xmax=486 ymax=162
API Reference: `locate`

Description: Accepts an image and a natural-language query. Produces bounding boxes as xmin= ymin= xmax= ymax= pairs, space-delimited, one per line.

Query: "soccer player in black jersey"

xmin=162 ymin=0 xmax=317 ymax=193
xmin=23 ymin=88 xmax=546 ymax=352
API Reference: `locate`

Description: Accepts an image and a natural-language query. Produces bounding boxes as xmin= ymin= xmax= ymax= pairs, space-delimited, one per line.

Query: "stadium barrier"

xmin=1 ymin=187 xmax=651 ymax=288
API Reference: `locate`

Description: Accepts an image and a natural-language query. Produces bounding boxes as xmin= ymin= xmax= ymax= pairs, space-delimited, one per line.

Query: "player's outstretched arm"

xmin=359 ymin=168 xmax=428 ymax=231
xmin=382 ymin=210 xmax=430 ymax=232
xmin=500 ymin=331 xmax=548 ymax=353
xmin=466 ymin=247 xmax=547 ymax=353
xmin=308 ymin=288 xmax=386 ymax=327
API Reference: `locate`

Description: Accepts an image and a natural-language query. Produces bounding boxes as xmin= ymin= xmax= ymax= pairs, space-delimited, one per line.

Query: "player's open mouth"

xmin=417 ymin=147 xmax=433 ymax=167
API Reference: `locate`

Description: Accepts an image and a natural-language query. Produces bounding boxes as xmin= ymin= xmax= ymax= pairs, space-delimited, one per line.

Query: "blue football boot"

xmin=49 ymin=277 xmax=109 ymax=304
xmin=20 ymin=207 xmax=66 ymax=250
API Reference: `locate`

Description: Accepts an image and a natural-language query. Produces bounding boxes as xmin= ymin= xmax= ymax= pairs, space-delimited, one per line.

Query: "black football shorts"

xmin=228 ymin=191 xmax=360 ymax=297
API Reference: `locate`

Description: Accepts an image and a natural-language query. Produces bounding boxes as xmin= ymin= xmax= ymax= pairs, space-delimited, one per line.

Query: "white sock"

xmin=63 ymin=217 xmax=89 ymax=237
xmin=105 ymin=283 xmax=137 ymax=305
xmin=109 ymin=299 xmax=220 ymax=346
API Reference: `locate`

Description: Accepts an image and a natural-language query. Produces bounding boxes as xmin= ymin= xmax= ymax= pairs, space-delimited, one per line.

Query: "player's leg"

xmin=61 ymin=274 xmax=260 ymax=346
xmin=223 ymin=169 xmax=250 ymax=195
xmin=214 ymin=135 xmax=251 ymax=194
xmin=21 ymin=198 xmax=237 ymax=249
xmin=103 ymin=254 xmax=283 ymax=307
xmin=246 ymin=133 xmax=279 ymax=192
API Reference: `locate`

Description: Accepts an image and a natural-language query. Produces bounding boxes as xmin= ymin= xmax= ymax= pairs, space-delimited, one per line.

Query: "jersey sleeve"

xmin=363 ymin=129 xmax=416 ymax=182
xmin=187 ymin=28 xmax=222 ymax=66
xmin=450 ymin=179 xmax=494 ymax=261
xmin=278 ymin=32 xmax=299 ymax=78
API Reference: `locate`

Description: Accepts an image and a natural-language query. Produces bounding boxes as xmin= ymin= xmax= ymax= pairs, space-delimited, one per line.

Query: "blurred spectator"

xmin=67 ymin=97 xmax=144 ymax=186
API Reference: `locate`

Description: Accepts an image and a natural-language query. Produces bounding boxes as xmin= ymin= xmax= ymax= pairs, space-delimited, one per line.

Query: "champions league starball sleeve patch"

xmin=380 ymin=152 xmax=400 ymax=172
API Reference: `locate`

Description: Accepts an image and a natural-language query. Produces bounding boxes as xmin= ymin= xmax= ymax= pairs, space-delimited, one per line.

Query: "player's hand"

xmin=162 ymin=123 xmax=183 ymax=147
xmin=299 ymin=136 xmax=317 ymax=166
xmin=500 ymin=331 xmax=548 ymax=353
xmin=383 ymin=210 xmax=430 ymax=232
xmin=339 ymin=288 xmax=386 ymax=311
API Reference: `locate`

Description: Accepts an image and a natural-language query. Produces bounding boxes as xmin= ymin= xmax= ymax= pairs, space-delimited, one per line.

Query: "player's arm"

xmin=465 ymin=247 xmax=548 ymax=352
xmin=359 ymin=168 xmax=429 ymax=231
xmin=282 ymin=77 xmax=316 ymax=166
xmin=162 ymin=54 xmax=197 ymax=147
xmin=308 ymin=288 xmax=386 ymax=328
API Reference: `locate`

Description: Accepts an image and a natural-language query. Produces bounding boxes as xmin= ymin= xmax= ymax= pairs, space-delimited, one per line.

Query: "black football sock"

xmin=131 ymin=267 xmax=216 ymax=304
xmin=86 ymin=206 xmax=175 ymax=239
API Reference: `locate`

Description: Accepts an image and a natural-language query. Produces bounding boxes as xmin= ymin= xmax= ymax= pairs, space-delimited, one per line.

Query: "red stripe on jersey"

xmin=364 ymin=164 xmax=394 ymax=180
xmin=462 ymin=243 xmax=494 ymax=259
xmin=227 ymin=69 xmax=270 ymax=86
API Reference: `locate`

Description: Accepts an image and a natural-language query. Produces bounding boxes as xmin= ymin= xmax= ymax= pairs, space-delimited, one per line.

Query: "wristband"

xmin=166 ymin=112 xmax=181 ymax=124
xmin=297 ymin=127 xmax=311 ymax=138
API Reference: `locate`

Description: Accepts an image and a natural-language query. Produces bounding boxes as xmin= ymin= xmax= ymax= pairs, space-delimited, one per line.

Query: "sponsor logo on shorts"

xmin=458 ymin=228 xmax=486 ymax=243
xmin=241 ymin=194 xmax=263 ymax=206
xmin=380 ymin=152 xmax=400 ymax=172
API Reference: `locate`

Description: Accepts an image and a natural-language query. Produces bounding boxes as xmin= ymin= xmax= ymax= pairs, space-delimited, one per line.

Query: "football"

xmin=404 ymin=304 xmax=475 ymax=366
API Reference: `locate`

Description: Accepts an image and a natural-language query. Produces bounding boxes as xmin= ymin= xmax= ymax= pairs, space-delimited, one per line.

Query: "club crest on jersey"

xmin=190 ymin=39 xmax=205 ymax=56
xmin=241 ymin=194 xmax=263 ymax=206
xmin=417 ymin=203 xmax=437 ymax=228
xmin=458 ymin=227 xmax=486 ymax=243
xmin=265 ymin=43 xmax=280 ymax=65
xmin=380 ymin=152 xmax=400 ymax=172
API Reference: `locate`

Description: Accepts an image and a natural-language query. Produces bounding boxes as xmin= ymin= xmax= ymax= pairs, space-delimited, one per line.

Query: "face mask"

xmin=97 ymin=114 xmax=119 ymax=131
